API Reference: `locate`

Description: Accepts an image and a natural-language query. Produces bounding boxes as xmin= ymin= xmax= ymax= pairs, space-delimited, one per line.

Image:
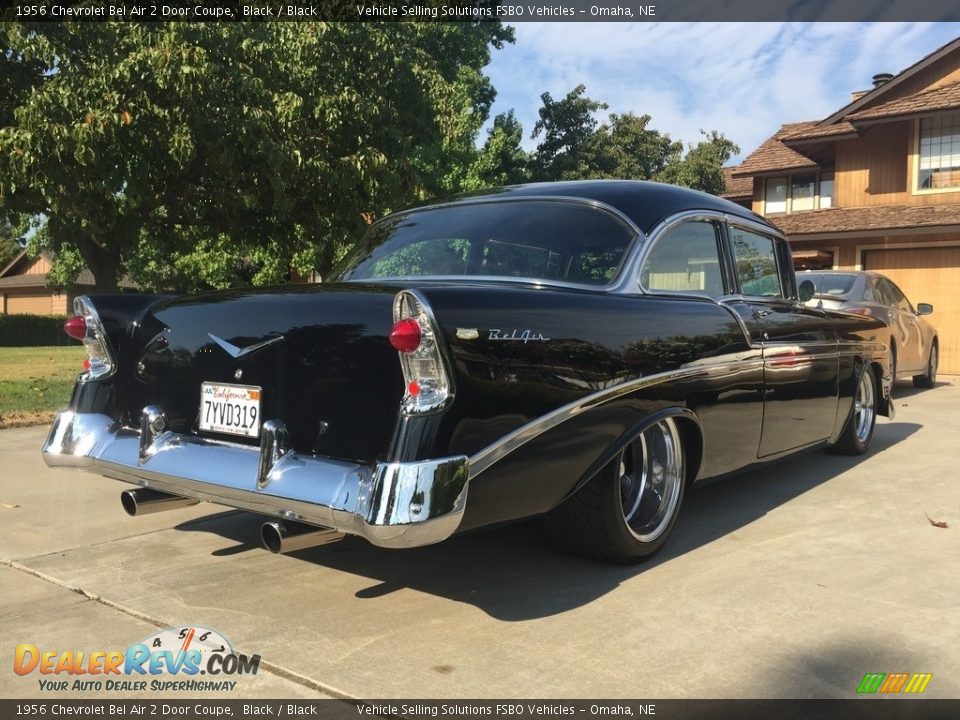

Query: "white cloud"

xmin=484 ymin=22 xmax=960 ymax=162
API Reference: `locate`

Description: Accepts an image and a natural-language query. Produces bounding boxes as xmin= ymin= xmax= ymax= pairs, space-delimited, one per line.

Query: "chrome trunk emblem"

xmin=208 ymin=333 xmax=283 ymax=359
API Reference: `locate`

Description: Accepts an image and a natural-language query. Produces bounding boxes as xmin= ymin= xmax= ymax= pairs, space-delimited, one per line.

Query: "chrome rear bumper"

xmin=42 ymin=410 xmax=470 ymax=549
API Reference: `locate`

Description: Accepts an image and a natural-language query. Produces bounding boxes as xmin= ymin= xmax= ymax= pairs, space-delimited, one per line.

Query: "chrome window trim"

xmin=342 ymin=195 xmax=646 ymax=293
xmin=725 ymin=219 xmax=791 ymax=301
xmin=632 ymin=210 xmax=785 ymax=298
xmin=367 ymin=275 xmax=624 ymax=294
xmin=633 ymin=213 xmax=727 ymax=298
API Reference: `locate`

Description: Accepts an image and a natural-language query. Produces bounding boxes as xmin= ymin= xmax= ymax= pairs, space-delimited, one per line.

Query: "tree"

xmin=466 ymin=110 xmax=530 ymax=189
xmin=526 ymin=84 xmax=739 ymax=194
xmin=0 ymin=22 xmax=512 ymax=292
xmin=530 ymin=84 xmax=608 ymax=181
xmin=584 ymin=112 xmax=683 ymax=180
xmin=655 ymin=130 xmax=740 ymax=194
xmin=0 ymin=217 xmax=23 ymax=269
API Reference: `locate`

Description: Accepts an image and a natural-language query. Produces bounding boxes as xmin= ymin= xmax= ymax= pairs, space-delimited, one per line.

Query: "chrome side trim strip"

xmin=467 ymin=357 xmax=762 ymax=480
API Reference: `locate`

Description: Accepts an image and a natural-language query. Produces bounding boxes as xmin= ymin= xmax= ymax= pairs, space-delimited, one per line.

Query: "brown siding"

xmin=835 ymin=123 xmax=910 ymax=207
xmin=3 ymin=291 xmax=66 ymax=315
xmin=863 ymin=246 xmax=960 ymax=375
xmin=862 ymin=52 xmax=960 ymax=107
xmin=20 ymin=256 xmax=52 ymax=276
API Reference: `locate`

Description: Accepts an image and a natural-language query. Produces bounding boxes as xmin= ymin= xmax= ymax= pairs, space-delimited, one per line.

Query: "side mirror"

xmin=917 ymin=302 xmax=934 ymax=316
xmin=798 ymin=279 xmax=816 ymax=303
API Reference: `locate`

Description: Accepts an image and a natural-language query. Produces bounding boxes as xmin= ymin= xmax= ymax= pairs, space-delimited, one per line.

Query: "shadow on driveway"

xmin=173 ymin=421 xmax=921 ymax=621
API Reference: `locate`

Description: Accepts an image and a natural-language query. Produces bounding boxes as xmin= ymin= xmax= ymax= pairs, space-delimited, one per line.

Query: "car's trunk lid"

xmin=131 ymin=284 xmax=403 ymax=463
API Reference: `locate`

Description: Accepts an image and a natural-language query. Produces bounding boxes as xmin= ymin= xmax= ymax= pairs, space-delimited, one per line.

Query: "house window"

xmin=918 ymin=112 xmax=960 ymax=190
xmin=763 ymin=172 xmax=833 ymax=215
xmin=791 ymin=175 xmax=816 ymax=211
xmin=819 ymin=172 xmax=834 ymax=208
xmin=765 ymin=178 xmax=788 ymax=214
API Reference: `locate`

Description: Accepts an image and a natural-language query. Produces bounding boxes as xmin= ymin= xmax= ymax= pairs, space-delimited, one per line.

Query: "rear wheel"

xmin=913 ymin=341 xmax=938 ymax=389
xmin=831 ymin=366 xmax=877 ymax=455
xmin=543 ymin=417 xmax=686 ymax=564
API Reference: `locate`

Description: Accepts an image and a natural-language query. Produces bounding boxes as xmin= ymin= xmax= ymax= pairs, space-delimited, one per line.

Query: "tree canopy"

xmin=469 ymin=85 xmax=739 ymax=197
xmin=1 ymin=25 xmax=739 ymax=294
xmin=0 ymin=217 xmax=25 ymax=269
xmin=0 ymin=22 xmax=512 ymax=291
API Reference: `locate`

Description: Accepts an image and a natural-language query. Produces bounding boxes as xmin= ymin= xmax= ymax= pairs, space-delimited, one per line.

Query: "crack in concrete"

xmin=0 ymin=556 xmax=355 ymax=700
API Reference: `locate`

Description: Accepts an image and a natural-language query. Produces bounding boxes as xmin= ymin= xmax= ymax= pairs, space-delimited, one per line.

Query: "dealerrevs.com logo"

xmin=14 ymin=626 xmax=261 ymax=692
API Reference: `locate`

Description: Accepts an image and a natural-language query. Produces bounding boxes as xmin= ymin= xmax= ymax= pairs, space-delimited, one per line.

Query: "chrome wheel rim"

xmin=854 ymin=371 xmax=875 ymax=443
xmin=618 ymin=418 xmax=683 ymax=543
xmin=930 ymin=346 xmax=938 ymax=384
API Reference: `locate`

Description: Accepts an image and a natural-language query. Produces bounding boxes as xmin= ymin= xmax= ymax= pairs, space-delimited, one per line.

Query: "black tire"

xmin=889 ymin=343 xmax=897 ymax=384
xmin=913 ymin=341 xmax=938 ymax=389
xmin=831 ymin=366 xmax=878 ymax=455
xmin=542 ymin=417 xmax=686 ymax=564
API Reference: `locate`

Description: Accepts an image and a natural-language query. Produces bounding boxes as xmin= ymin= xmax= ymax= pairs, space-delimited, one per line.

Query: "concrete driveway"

xmin=2 ymin=380 xmax=958 ymax=699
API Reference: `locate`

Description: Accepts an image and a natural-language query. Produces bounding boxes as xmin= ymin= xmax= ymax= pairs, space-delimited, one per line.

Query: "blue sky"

xmin=483 ymin=22 xmax=960 ymax=163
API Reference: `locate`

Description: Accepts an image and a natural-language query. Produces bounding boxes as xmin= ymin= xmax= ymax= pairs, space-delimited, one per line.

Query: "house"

xmin=0 ymin=250 xmax=96 ymax=315
xmin=720 ymin=167 xmax=753 ymax=209
xmin=729 ymin=36 xmax=960 ymax=374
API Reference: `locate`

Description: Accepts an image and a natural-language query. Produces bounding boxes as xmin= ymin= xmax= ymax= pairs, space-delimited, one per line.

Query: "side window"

xmin=870 ymin=278 xmax=890 ymax=305
xmin=883 ymin=279 xmax=914 ymax=313
xmin=730 ymin=227 xmax=784 ymax=298
xmin=640 ymin=221 xmax=726 ymax=297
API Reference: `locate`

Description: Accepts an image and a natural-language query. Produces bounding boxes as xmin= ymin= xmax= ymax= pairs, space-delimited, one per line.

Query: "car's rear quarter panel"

xmin=413 ymin=286 xmax=766 ymax=531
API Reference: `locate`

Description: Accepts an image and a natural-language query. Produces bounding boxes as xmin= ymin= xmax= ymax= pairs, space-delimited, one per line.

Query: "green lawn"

xmin=0 ymin=346 xmax=84 ymax=428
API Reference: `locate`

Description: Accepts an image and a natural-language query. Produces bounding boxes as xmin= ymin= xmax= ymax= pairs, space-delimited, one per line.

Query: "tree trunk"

xmin=75 ymin=234 xmax=122 ymax=293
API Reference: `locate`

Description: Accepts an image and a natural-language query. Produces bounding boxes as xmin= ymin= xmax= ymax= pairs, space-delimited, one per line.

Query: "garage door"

xmin=863 ymin=247 xmax=960 ymax=375
xmin=4 ymin=292 xmax=54 ymax=315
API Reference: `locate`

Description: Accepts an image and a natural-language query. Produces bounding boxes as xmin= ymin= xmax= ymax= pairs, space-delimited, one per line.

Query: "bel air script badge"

xmin=488 ymin=329 xmax=551 ymax=343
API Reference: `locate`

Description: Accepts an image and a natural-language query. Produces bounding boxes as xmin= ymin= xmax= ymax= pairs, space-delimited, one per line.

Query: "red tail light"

xmin=63 ymin=315 xmax=87 ymax=340
xmin=846 ymin=307 xmax=873 ymax=317
xmin=392 ymin=290 xmax=451 ymax=413
xmin=389 ymin=318 xmax=422 ymax=353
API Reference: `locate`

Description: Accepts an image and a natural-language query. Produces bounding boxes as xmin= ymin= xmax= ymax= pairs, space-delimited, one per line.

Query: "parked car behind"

xmin=44 ymin=181 xmax=895 ymax=564
xmin=800 ymin=270 xmax=938 ymax=388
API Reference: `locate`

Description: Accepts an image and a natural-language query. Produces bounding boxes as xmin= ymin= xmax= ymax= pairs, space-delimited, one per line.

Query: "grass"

xmin=0 ymin=346 xmax=85 ymax=429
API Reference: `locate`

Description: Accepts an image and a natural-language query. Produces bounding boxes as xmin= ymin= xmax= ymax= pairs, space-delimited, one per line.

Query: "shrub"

xmin=0 ymin=314 xmax=71 ymax=347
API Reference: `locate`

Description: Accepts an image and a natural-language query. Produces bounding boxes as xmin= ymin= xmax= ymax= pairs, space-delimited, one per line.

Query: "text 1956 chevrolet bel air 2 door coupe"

xmin=43 ymin=181 xmax=893 ymax=563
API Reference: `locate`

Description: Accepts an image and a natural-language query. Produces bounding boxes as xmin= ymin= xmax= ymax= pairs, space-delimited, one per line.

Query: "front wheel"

xmin=830 ymin=366 xmax=877 ymax=455
xmin=913 ymin=342 xmax=938 ymax=389
xmin=542 ymin=417 xmax=686 ymax=564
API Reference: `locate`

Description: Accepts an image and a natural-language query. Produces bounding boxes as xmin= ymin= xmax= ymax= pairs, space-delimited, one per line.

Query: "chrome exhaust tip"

xmin=121 ymin=488 xmax=200 ymax=516
xmin=260 ymin=520 xmax=344 ymax=554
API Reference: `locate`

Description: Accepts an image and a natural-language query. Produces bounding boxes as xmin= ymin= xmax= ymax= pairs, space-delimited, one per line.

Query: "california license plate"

xmin=199 ymin=382 xmax=262 ymax=438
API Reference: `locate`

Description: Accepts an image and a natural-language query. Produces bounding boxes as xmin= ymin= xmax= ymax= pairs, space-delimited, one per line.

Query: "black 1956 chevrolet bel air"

xmin=43 ymin=180 xmax=894 ymax=563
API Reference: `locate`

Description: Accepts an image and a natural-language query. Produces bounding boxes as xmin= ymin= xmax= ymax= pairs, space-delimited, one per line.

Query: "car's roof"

xmin=428 ymin=180 xmax=774 ymax=236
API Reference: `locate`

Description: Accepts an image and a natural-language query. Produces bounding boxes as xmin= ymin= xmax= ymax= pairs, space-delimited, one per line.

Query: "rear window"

xmin=802 ymin=273 xmax=857 ymax=296
xmin=338 ymin=200 xmax=636 ymax=286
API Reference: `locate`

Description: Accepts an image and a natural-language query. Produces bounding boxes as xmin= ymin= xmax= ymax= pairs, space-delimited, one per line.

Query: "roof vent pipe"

xmin=872 ymin=73 xmax=894 ymax=88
